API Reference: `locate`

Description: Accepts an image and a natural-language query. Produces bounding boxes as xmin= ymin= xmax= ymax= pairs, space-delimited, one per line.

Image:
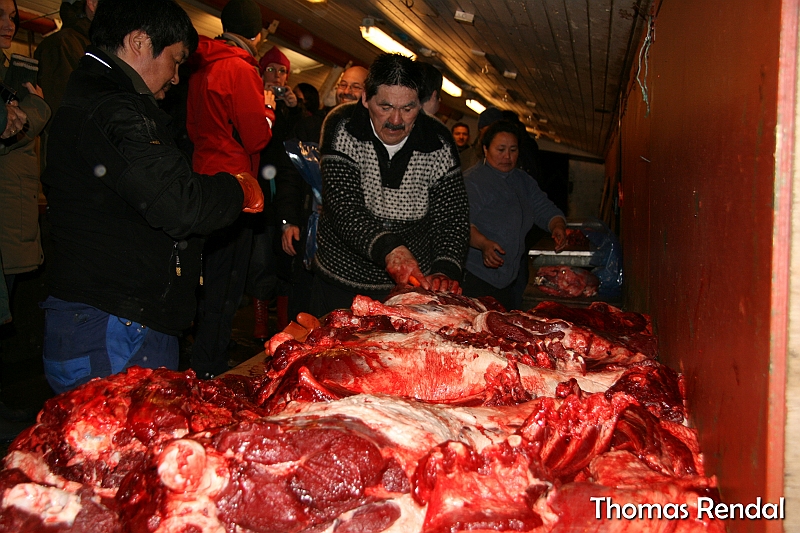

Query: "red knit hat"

xmin=259 ymin=46 xmax=291 ymax=74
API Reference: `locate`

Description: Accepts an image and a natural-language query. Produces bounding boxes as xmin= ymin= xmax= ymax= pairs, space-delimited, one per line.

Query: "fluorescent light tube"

xmin=360 ymin=26 xmax=416 ymax=59
xmin=441 ymin=76 xmax=462 ymax=97
xmin=465 ymin=99 xmax=486 ymax=114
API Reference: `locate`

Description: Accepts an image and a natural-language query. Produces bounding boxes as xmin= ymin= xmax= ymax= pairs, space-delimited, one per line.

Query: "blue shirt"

xmin=464 ymin=162 xmax=565 ymax=288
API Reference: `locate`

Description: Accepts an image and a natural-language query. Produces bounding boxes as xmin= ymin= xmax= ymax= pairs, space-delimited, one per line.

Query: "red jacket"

xmin=187 ymin=36 xmax=274 ymax=176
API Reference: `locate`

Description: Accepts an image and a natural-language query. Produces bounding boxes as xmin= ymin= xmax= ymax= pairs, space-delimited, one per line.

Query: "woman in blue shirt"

xmin=463 ymin=120 xmax=567 ymax=309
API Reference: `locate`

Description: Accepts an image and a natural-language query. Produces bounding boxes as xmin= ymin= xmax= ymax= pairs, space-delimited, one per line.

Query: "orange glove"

xmin=234 ymin=172 xmax=264 ymax=213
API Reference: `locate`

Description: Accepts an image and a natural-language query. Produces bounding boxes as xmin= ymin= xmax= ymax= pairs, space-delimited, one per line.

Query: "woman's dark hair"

xmin=295 ymin=82 xmax=320 ymax=114
xmin=364 ymin=53 xmax=422 ymax=100
xmin=90 ymin=0 xmax=199 ymax=56
xmin=11 ymin=0 xmax=19 ymax=37
xmin=481 ymin=120 xmax=520 ymax=149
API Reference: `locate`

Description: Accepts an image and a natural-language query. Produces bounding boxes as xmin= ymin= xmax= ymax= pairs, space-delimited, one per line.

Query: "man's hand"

xmin=282 ymin=224 xmax=300 ymax=256
xmin=549 ymin=217 xmax=568 ymax=252
xmin=425 ymin=274 xmax=461 ymax=294
xmin=385 ymin=246 xmax=428 ymax=289
xmin=234 ymin=172 xmax=264 ymax=213
xmin=2 ymin=102 xmax=26 ymax=139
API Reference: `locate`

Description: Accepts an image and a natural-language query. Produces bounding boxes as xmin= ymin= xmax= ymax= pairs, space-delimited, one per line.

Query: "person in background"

xmin=292 ymin=82 xmax=325 ymax=142
xmin=40 ymin=0 xmax=263 ymax=394
xmin=334 ymin=65 xmax=367 ymax=106
xmin=462 ymin=120 xmax=566 ymax=310
xmin=276 ymin=82 xmax=325 ymax=323
xmin=0 ymin=96 xmax=26 ymax=327
xmin=34 ymin=0 xmax=96 ymax=119
xmin=246 ymin=45 xmax=301 ymax=342
xmin=451 ymin=121 xmax=470 ymax=156
xmin=460 ymin=106 xmax=502 ymax=171
xmin=186 ymin=0 xmax=274 ymax=378
xmin=418 ymin=61 xmax=442 ymax=116
xmin=311 ymin=53 xmax=469 ymax=316
xmin=0 ymin=0 xmax=50 ymax=298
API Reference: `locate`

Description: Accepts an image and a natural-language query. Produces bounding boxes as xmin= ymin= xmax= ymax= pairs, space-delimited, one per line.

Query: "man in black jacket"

xmin=40 ymin=0 xmax=264 ymax=394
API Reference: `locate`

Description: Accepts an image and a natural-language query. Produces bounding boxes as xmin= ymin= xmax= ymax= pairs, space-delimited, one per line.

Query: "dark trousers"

xmin=246 ymin=225 xmax=278 ymax=302
xmin=309 ymin=276 xmax=390 ymax=318
xmin=191 ymin=217 xmax=252 ymax=377
xmin=461 ymin=270 xmax=516 ymax=311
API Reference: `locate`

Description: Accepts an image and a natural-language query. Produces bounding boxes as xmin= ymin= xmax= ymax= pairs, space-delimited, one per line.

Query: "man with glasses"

xmin=334 ymin=65 xmax=367 ymax=105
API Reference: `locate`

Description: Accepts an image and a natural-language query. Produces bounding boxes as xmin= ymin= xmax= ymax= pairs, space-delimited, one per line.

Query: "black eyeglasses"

xmin=337 ymin=81 xmax=363 ymax=91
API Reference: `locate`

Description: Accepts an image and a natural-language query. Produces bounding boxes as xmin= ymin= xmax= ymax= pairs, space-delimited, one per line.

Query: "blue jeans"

xmin=41 ymin=296 xmax=178 ymax=394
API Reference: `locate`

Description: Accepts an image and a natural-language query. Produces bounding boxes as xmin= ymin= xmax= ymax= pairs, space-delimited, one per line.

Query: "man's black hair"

xmin=90 ymin=0 xmax=199 ymax=57
xmin=481 ymin=120 xmax=520 ymax=149
xmin=451 ymin=122 xmax=469 ymax=133
xmin=364 ymin=53 xmax=422 ymax=100
xmin=418 ymin=62 xmax=443 ymax=104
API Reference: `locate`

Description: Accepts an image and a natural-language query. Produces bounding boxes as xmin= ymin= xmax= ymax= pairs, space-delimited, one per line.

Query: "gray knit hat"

xmin=221 ymin=0 xmax=262 ymax=39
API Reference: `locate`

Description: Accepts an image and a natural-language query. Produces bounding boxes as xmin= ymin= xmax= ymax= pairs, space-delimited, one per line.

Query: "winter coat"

xmin=187 ymin=35 xmax=273 ymax=177
xmin=0 ymin=53 xmax=51 ymax=275
xmin=42 ymin=46 xmax=245 ymax=335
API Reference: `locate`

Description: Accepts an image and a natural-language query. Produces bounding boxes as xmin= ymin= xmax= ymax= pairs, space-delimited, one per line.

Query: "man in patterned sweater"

xmin=310 ymin=53 xmax=470 ymax=316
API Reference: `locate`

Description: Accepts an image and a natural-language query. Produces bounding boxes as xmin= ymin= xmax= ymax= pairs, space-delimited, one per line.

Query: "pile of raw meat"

xmin=0 ymin=290 xmax=725 ymax=533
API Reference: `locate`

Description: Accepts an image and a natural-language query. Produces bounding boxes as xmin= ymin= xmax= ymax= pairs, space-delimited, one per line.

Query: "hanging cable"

xmin=636 ymin=15 xmax=654 ymax=117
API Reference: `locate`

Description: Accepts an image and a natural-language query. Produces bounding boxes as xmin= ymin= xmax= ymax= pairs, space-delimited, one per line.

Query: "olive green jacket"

xmin=0 ymin=54 xmax=51 ymax=275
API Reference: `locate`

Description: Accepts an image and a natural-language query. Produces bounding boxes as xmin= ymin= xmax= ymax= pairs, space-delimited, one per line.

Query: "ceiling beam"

xmin=193 ymin=0 xmax=365 ymax=69
xmin=18 ymin=9 xmax=58 ymax=35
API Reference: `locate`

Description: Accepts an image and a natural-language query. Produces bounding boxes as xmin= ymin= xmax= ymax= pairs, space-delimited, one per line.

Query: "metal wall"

xmin=617 ymin=1 xmax=786 ymax=531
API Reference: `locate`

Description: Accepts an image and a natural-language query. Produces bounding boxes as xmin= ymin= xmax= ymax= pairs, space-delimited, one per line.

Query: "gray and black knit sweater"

xmin=313 ymin=102 xmax=470 ymax=293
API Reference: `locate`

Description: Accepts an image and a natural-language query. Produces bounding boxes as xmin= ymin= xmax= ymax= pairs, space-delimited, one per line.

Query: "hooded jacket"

xmin=42 ymin=46 xmax=244 ymax=335
xmin=187 ymin=35 xmax=273 ymax=177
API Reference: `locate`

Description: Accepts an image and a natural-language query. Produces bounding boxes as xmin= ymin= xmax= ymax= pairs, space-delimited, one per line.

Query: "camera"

xmin=271 ymin=86 xmax=288 ymax=98
xmin=0 ymin=81 xmax=18 ymax=105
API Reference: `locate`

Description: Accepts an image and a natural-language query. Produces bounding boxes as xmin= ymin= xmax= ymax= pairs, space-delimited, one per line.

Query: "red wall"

xmin=617 ymin=1 xmax=782 ymax=529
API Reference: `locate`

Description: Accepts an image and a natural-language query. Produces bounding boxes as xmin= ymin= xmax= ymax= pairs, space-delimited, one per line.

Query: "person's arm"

xmin=469 ymin=224 xmax=505 ymax=268
xmin=1 ymin=86 xmax=50 ymax=150
xmin=81 ymin=95 xmax=245 ymax=239
xmin=527 ymin=174 xmax=568 ymax=251
xmin=230 ymin=63 xmax=274 ymax=156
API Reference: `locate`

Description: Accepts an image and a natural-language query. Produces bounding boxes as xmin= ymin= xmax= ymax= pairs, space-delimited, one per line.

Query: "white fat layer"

xmin=2 ymin=483 xmax=83 ymax=526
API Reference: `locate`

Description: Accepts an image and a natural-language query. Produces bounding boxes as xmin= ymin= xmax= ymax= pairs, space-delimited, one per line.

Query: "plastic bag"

xmin=283 ymin=140 xmax=323 ymax=268
xmin=582 ymin=220 xmax=623 ymax=298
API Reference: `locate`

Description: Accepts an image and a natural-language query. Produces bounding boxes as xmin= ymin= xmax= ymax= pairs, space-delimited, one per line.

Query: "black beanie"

xmin=221 ymin=0 xmax=262 ymax=39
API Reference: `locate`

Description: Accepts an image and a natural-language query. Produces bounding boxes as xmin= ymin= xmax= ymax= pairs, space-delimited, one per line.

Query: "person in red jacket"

xmin=186 ymin=0 xmax=275 ymax=378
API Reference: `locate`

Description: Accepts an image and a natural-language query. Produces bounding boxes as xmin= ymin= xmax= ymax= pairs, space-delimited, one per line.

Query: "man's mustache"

xmin=383 ymin=122 xmax=405 ymax=132
xmin=339 ymin=94 xmax=358 ymax=101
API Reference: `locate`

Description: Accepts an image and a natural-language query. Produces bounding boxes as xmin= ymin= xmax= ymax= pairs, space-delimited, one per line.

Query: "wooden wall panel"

xmin=618 ymin=1 xmax=783 ymax=530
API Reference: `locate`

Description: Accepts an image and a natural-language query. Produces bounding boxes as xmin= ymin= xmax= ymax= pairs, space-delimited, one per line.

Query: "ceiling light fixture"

xmin=360 ymin=25 xmax=416 ymax=59
xmin=465 ymin=99 xmax=486 ymax=114
xmin=503 ymin=70 xmax=517 ymax=80
xmin=454 ymin=10 xmax=474 ymax=24
xmin=441 ymin=76 xmax=462 ymax=97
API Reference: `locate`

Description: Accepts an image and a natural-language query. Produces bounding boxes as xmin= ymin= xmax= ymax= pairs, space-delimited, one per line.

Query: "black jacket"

xmin=42 ymin=47 xmax=244 ymax=335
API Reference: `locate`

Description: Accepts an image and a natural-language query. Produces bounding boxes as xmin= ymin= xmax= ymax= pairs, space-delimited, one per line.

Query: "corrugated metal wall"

xmin=616 ymin=1 xmax=784 ymax=531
